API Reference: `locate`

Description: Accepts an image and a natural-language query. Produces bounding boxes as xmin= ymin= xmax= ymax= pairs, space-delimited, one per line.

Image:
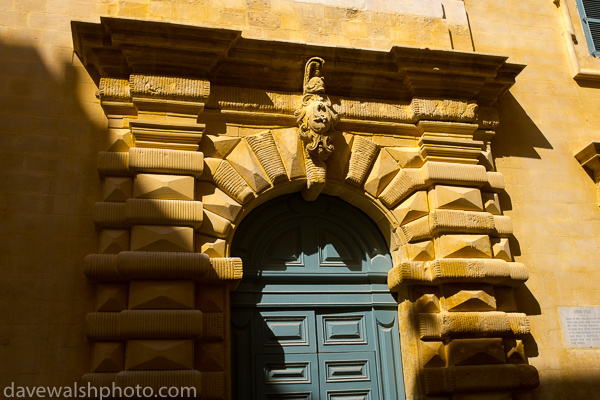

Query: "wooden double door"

xmin=231 ymin=194 xmax=404 ymax=400
xmin=252 ymin=307 xmax=383 ymax=399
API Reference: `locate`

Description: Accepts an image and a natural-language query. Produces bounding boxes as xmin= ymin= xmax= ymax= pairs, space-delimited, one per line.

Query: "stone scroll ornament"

xmin=295 ymin=57 xmax=339 ymax=201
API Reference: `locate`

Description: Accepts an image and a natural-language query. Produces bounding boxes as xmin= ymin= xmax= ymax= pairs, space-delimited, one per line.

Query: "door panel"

xmin=256 ymin=353 xmax=319 ymax=398
xmin=319 ymin=352 xmax=379 ymax=400
xmin=255 ymin=310 xmax=317 ymax=354
xmin=317 ymin=310 xmax=374 ymax=353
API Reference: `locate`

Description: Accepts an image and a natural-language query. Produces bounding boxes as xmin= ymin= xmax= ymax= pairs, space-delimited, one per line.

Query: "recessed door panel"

xmin=255 ymin=310 xmax=317 ymax=354
xmin=256 ymin=353 xmax=319 ymax=398
xmin=319 ymin=352 xmax=379 ymax=400
xmin=317 ymin=311 xmax=374 ymax=353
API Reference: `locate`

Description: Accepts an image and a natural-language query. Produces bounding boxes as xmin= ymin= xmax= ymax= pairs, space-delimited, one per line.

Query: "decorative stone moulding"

xmin=72 ymin=17 xmax=536 ymax=400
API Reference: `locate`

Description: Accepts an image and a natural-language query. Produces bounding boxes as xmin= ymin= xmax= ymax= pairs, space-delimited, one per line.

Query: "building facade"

xmin=2 ymin=0 xmax=600 ymax=399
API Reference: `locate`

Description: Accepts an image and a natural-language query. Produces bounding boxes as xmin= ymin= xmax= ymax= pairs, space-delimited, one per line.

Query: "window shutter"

xmin=579 ymin=0 xmax=600 ymax=56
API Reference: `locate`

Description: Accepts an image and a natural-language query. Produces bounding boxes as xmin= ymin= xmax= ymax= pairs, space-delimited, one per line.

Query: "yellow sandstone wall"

xmin=1 ymin=0 xmax=600 ymax=398
xmin=465 ymin=0 xmax=600 ymax=398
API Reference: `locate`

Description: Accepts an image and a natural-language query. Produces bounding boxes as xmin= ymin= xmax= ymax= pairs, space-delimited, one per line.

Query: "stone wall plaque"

xmin=558 ymin=307 xmax=600 ymax=348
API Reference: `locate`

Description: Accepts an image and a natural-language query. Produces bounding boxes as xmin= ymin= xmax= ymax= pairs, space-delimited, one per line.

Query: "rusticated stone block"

xmin=452 ymin=392 xmax=512 ymax=400
xmin=491 ymin=237 xmax=512 ymax=261
xmin=196 ymin=285 xmax=226 ymax=313
xmin=429 ymin=209 xmax=495 ymax=235
xmin=196 ymin=183 xmax=242 ymax=222
xmin=364 ymin=147 xmax=400 ymax=197
xmin=398 ymin=216 xmax=432 ymax=243
xmin=99 ymin=229 xmax=130 ymax=254
xmin=125 ymin=340 xmax=193 ymax=370
xmin=130 ymin=75 xmax=210 ymax=101
xmin=386 ymin=147 xmax=423 ymax=168
xmin=107 ymin=128 xmax=133 ymax=152
xmin=97 ymin=151 xmax=131 ymax=177
xmin=482 ymin=192 xmax=501 ymax=215
xmin=195 ymin=341 xmax=226 ymax=371
xmin=393 ymin=191 xmax=429 ymax=225
xmin=423 ymin=364 xmax=539 ymax=394
xmin=246 ymin=130 xmax=288 ymax=184
xmin=421 ymin=341 xmax=447 ymax=368
xmin=202 ymin=312 xmax=225 ymax=340
xmin=195 ymin=235 xmax=227 ymax=258
xmin=345 ymin=136 xmax=378 ymax=186
xmin=379 ymin=169 xmax=426 ymax=208
xmin=226 ymin=139 xmax=270 ymax=193
xmin=99 ymin=78 xmax=131 ymax=101
xmin=435 ymin=235 xmax=492 ymax=259
xmin=129 ymin=281 xmax=195 ymax=310
xmin=429 ymin=185 xmax=483 ymax=211
xmin=94 ymin=202 xmax=128 ymax=228
xmin=103 ymin=177 xmax=132 ymax=202
xmin=84 ymin=252 xmax=243 ymax=284
xmin=450 ymin=338 xmax=506 ymax=365
xmin=271 ymin=127 xmax=306 ymax=180
xmin=133 ymin=174 xmax=194 ymax=200
xmin=97 ymin=283 xmax=128 ymax=312
xmin=411 ymin=98 xmax=477 ymax=122
xmin=87 ymin=310 xmax=203 ymax=341
xmin=402 ymin=240 xmax=435 ymax=261
xmin=198 ymin=135 xmax=240 ymax=159
xmin=387 ymin=259 xmax=529 ymax=290
xmin=130 ymin=226 xmax=194 ymax=252
xmin=92 ymin=342 xmax=125 ymax=372
xmin=416 ymin=293 xmax=441 ymax=313
xmin=129 ymin=148 xmax=204 ymax=178
xmin=82 ymin=373 xmax=119 ymax=390
xmin=125 ymin=199 xmax=203 ymax=228
xmin=443 ymin=284 xmax=496 ymax=312
xmin=209 ymin=158 xmax=255 ymax=204
xmin=418 ymin=311 xmax=529 ymax=339
xmin=197 ymin=210 xmax=233 ymax=239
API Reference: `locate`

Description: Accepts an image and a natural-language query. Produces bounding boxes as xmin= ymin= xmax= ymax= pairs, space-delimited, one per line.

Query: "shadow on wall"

xmin=492 ymin=92 xmax=553 ymax=160
xmin=0 ymin=42 xmax=103 ymax=388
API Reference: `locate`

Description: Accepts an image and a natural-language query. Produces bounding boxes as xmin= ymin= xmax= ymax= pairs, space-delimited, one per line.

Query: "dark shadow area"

xmin=492 ymin=92 xmax=553 ymax=160
xmin=0 ymin=41 xmax=102 ymax=388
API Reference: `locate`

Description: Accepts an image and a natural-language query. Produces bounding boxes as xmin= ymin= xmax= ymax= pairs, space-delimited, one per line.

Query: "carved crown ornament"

xmin=295 ymin=58 xmax=339 ymax=201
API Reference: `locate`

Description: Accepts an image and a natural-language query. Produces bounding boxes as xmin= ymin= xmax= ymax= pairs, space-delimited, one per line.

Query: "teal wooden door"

xmin=231 ymin=194 xmax=404 ymax=400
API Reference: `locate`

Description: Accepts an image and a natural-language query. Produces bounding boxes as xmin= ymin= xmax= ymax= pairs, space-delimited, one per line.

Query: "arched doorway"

xmin=231 ymin=194 xmax=404 ymax=400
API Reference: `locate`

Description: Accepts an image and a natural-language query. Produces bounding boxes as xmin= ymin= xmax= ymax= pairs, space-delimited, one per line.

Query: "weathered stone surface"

xmin=129 ymin=281 xmax=195 ymax=310
xmin=246 ymin=130 xmax=288 ymax=184
xmin=491 ymin=237 xmax=512 ymax=261
xmin=364 ymin=148 xmax=400 ymax=197
xmin=97 ymin=283 xmax=128 ymax=312
xmin=130 ymin=226 xmax=194 ymax=252
xmin=345 ymin=136 xmax=378 ymax=186
xmin=198 ymin=135 xmax=241 ymax=159
xmin=271 ymin=127 xmax=306 ymax=180
xmin=100 ymin=229 xmax=130 ymax=254
xmin=125 ymin=199 xmax=203 ymax=228
xmin=196 ymin=182 xmax=242 ymax=221
xmin=435 ymin=234 xmax=492 ymax=258
xmin=103 ymin=177 xmax=133 ymax=202
xmin=134 ymin=174 xmax=194 ymax=200
xmin=429 ymin=185 xmax=483 ymax=211
xmin=443 ymin=285 xmax=497 ymax=312
xmin=482 ymin=192 xmax=502 ymax=215
xmin=421 ymin=341 xmax=446 ymax=368
xmin=393 ymin=191 xmax=429 ymax=225
xmin=195 ymin=234 xmax=227 ymax=258
xmin=92 ymin=342 xmax=125 ymax=373
xmin=450 ymin=338 xmax=506 ymax=366
xmin=209 ymin=158 xmax=255 ymax=204
xmin=129 ymin=148 xmax=204 ymax=178
xmin=226 ymin=139 xmax=270 ymax=193
xmin=125 ymin=340 xmax=193 ymax=370
xmin=418 ymin=311 xmax=529 ymax=339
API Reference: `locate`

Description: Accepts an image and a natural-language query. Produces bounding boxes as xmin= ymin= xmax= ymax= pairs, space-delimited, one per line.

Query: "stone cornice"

xmin=72 ymin=17 xmax=524 ymax=106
